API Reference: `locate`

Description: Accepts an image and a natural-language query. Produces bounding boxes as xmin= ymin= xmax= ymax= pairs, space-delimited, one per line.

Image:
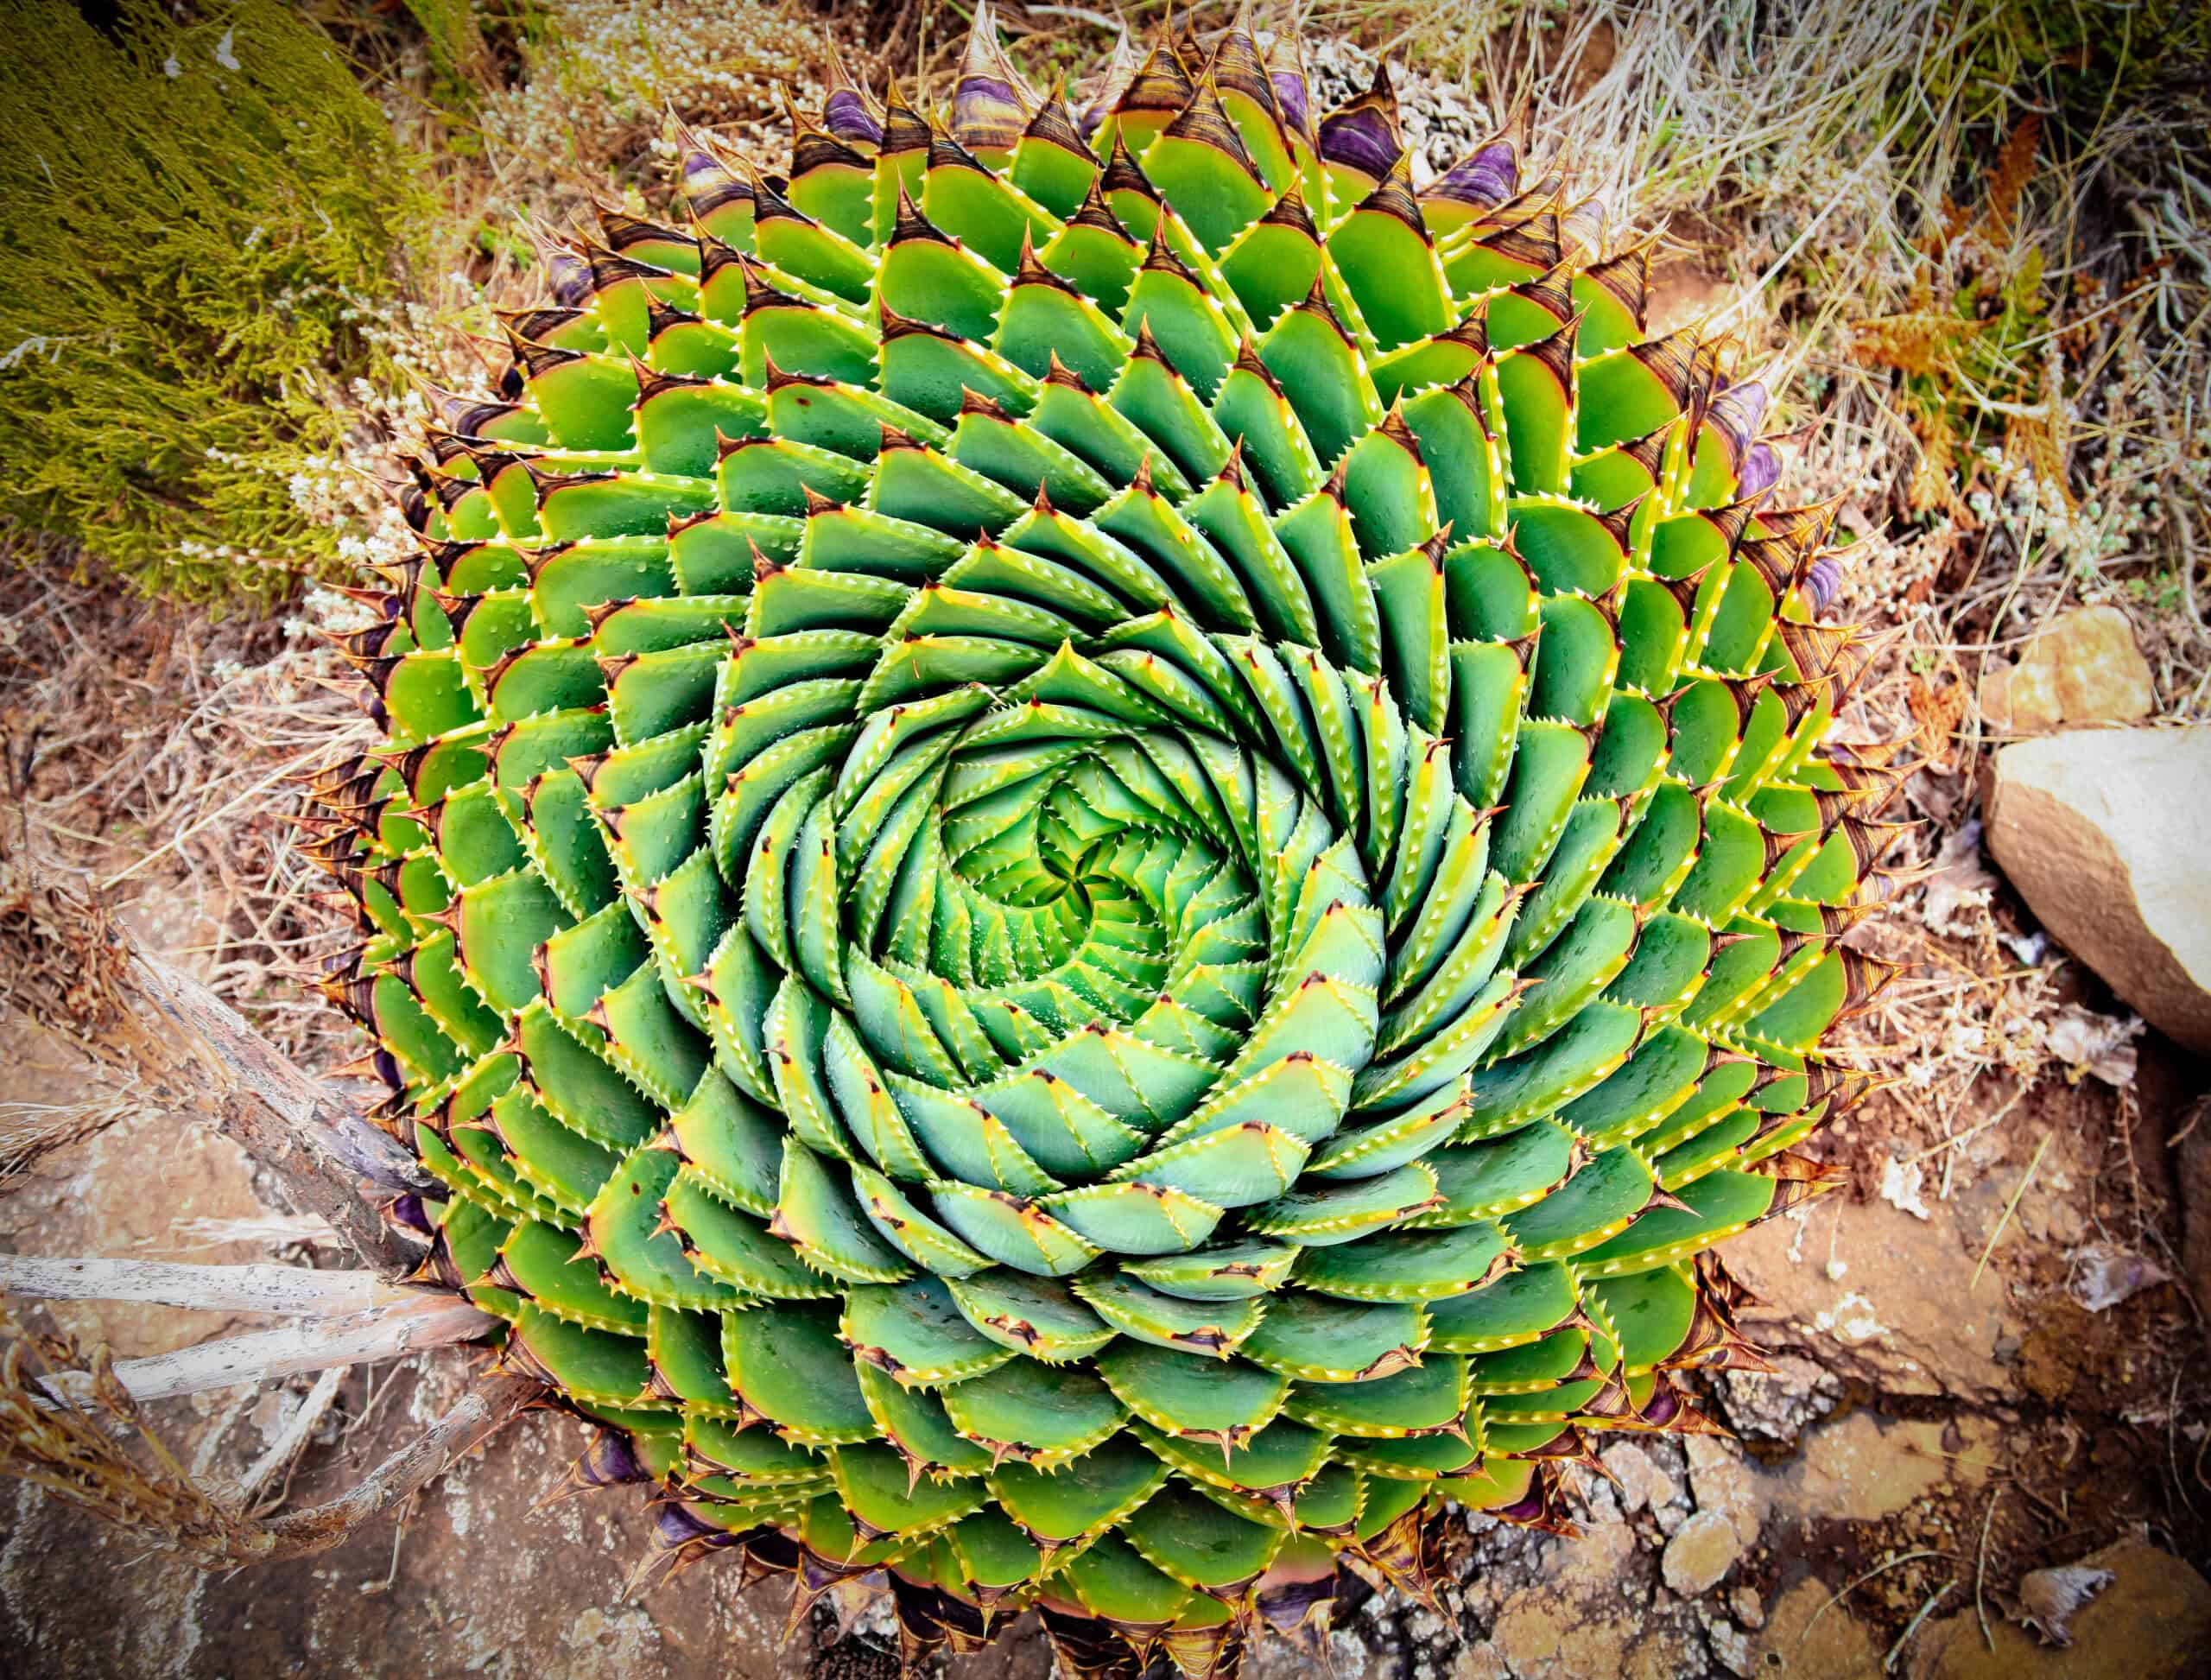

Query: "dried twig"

xmin=1971 ymin=1130 xmax=2053 ymax=1291
xmin=1975 ymin=1487 xmax=2002 ymax=1650
xmin=1885 ymin=1583 xmax=1954 ymax=1671
xmin=254 ymin=1370 xmax=541 ymax=1562
xmin=0 ymin=1256 xmax=413 ymax=1316
xmin=0 ymin=1310 xmax=536 ymax=1566
xmin=1800 ymin=1550 xmax=1957 ymax=1643
xmin=231 ymin=1362 xmax=345 ymax=1507
xmin=131 ymin=953 xmax=428 ymax=1277
xmin=29 ymin=1292 xmax=495 ymax=1407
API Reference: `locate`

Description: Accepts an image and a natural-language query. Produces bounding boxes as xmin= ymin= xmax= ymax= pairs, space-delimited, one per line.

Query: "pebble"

xmin=1661 ymin=1510 xmax=1745 ymax=1597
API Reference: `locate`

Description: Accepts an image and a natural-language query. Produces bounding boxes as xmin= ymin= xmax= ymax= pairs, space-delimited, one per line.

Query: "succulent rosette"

xmin=306 ymin=8 xmax=1903 ymax=1671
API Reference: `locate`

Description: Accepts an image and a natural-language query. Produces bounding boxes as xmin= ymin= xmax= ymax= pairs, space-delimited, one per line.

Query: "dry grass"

xmin=0 ymin=567 xmax=369 ymax=1060
xmin=1288 ymin=0 xmax=2210 ymax=701
xmin=2 ymin=0 xmax=2195 ymax=1241
xmin=0 ymin=2 xmax=2204 ymax=1665
xmin=0 ymin=1311 xmax=269 ymax=1564
xmin=0 ymin=560 xmax=378 ymax=1195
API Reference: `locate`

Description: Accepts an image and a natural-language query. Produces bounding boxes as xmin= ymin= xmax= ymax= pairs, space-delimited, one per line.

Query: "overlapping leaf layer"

xmin=307 ymin=12 xmax=1904 ymax=1672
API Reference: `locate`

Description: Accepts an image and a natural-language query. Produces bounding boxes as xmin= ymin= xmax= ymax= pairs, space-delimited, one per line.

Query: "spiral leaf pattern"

xmin=307 ymin=10 xmax=1906 ymax=1670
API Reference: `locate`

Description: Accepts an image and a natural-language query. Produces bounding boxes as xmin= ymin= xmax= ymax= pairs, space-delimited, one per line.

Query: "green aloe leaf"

xmin=315 ymin=9 xmax=1884 ymax=1664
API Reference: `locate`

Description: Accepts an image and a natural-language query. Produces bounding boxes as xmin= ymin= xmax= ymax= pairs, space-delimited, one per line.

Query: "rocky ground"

xmin=4 ymin=4 xmax=2209 ymax=1676
xmin=3 ymin=905 xmax=2206 ymax=1677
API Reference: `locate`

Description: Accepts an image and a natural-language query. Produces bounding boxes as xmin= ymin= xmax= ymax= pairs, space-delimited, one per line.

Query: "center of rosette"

xmin=733 ymin=686 xmax=1386 ymax=1278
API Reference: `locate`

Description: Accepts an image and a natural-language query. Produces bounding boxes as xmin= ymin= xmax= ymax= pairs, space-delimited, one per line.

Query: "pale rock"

xmin=1728 ymin=1194 xmax=2019 ymax=1403
xmin=1986 ymin=726 xmax=2211 ymax=1052
xmin=1452 ymin=1644 xmax=1513 ymax=1680
xmin=1908 ymin=1539 xmax=2211 ymax=1677
xmin=1601 ymin=1440 xmax=1680 ymax=1517
xmin=1578 ymin=1474 xmax=1624 ymax=1525
xmin=1980 ymin=656 xmax=2053 ymax=733
xmin=1978 ymin=605 xmax=2154 ymax=732
xmin=1661 ymin=1510 xmax=1743 ymax=1596
xmin=1714 ymin=1351 xmax=1840 ymax=1439
xmin=1730 ymin=1586 xmax=1765 ymax=1630
xmin=1704 ymin=1615 xmax=1756 ymax=1677
xmin=1478 ymin=1520 xmax=1695 ymax=1677
xmin=1487 ymin=1604 xmax=1693 ymax=1680
xmin=1684 ymin=1436 xmax=1764 ymax=1550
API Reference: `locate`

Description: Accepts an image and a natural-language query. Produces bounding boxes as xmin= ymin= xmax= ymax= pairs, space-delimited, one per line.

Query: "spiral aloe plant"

xmin=304 ymin=8 xmax=1905 ymax=1670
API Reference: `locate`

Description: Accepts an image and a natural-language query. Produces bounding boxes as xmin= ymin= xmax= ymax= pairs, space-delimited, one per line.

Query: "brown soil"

xmin=5 ymin=28 xmax=2210 ymax=1678
xmin=3 ymin=562 xmax=2208 ymax=1679
xmin=4 ymin=893 xmax=2206 ymax=1678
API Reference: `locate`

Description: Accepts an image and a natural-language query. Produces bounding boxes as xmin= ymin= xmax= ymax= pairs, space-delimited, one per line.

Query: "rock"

xmin=1662 ymin=1511 xmax=1743 ymax=1596
xmin=1602 ymin=1441 xmax=1682 ymax=1517
xmin=1978 ymin=605 xmax=2154 ymax=733
xmin=1714 ymin=1352 xmax=1840 ymax=1440
xmin=1452 ymin=1645 xmax=1513 ymax=1680
xmin=1578 ymin=1473 xmax=1625 ymax=1525
xmin=1726 ymin=1194 xmax=2020 ymax=1403
xmin=1684 ymin=1437 xmax=1764 ymax=1550
xmin=1757 ymin=1577 xmax=1885 ymax=1679
xmin=1986 ymin=726 xmax=2211 ymax=1052
xmin=1910 ymin=1539 xmax=2211 ymax=1677
xmin=1777 ymin=1412 xmax=1947 ymax=1526
xmin=1980 ymin=658 xmax=2056 ymax=735
xmin=1472 ymin=1518 xmax=1701 ymax=1678
xmin=1704 ymin=1616 xmax=1755 ymax=1677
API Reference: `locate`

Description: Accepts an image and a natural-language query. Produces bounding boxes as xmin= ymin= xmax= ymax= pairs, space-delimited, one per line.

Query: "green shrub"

xmin=0 ymin=0 xmax=428 ymax=601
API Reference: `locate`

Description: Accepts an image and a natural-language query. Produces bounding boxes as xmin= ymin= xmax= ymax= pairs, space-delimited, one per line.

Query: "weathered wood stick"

xmin=230 ymin=1363 xmax=348 ymax=1505
xmin=254 ymin=1372 xmax=542 ymax=1563
xmin=0 ymin=1255 xmax=409 ymax=1316
xmin=35 ymin=1292 xmax=496 ymax=1407
xmin=131 ymin=954 xmax=428 ymax=1277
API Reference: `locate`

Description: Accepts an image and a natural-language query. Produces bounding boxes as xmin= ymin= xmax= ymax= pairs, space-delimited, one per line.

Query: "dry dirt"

xmin=4 ymin=24 xmax=2210 ymax=1675
xmin=3 ymin=919 xmax=2207 ymax=1677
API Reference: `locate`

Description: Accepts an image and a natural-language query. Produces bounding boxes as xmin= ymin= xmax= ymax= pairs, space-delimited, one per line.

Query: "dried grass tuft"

xmin=0 ymin=833 xmax=131 ymax=1047
xmin=0 ymin=1310 xmax=268 ymax=1563
xmin=0 ymin=1305 xmax=541 ymax=1567
xmin=0 ymin=566 xmax=372 ymax=1070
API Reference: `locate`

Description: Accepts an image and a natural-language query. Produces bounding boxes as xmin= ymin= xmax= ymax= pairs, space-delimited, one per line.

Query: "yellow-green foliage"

xmin=398 ymin=0 xmax=495 ymax=86
xmin=0 ymin=0 xmax=428 ymax=601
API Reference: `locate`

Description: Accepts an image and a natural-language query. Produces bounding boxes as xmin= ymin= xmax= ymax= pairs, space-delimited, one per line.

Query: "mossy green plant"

xmin=0 ymin=1 xmax=428 ymax=601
